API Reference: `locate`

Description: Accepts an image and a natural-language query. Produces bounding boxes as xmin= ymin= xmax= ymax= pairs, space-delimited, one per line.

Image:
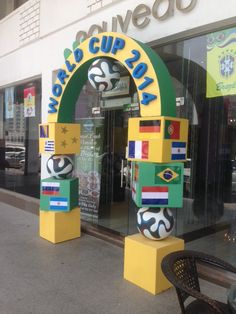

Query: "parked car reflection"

xmin=6 ymin=151 xmax=25 ymax=168
xmin=5 ymin=146 xmax=25 ymax=169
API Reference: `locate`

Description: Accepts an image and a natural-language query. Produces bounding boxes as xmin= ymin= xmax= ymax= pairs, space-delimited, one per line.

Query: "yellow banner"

xmin=206 ymin=27 xmax=236 ymax=98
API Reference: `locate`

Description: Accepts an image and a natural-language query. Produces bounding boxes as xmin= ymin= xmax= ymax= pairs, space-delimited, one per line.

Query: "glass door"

xmin=98 ymin=108 xmax=131 ymax=234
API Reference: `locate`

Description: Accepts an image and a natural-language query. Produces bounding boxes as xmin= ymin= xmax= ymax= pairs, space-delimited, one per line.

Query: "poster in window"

xmin=5 ymin=87 xmax=14 ymax=119
xmin=75 ymin=118 xmax=104 ymax=219
xmin=24 ymin=87 xmax=35 ymax=117
xmin=206 ymin=27 xmax=236 ymax=98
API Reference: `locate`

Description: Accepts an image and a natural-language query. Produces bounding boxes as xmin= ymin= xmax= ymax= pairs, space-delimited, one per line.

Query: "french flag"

xmin=171 ymin=142 xmax=186 ymax=160
xmin=141 ymin=186 xmax=168 ymax=206
xmin=128 ymin=141 xmax=149 ymax=159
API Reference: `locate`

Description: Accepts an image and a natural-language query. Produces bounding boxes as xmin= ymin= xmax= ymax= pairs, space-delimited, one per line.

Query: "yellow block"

xmin=128 ymin=116 xmax=188 ymax=140
xmin=39 ymin=123 xmax=80 ymax=154
xmin=127 ymin=116 xmax=189 ymax=163
xmin=39 ymin=207 xmax=81 ymax=244
xmin=124 ymin=234 xmax=184 ymax=295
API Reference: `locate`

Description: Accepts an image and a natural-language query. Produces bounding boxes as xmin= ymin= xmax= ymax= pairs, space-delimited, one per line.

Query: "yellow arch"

xmin=47 ymin=32 xmax=176 ymax=123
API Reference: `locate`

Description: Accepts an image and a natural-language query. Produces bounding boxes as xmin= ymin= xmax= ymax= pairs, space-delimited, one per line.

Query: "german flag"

xmin=139 ymin=120 xmax=161 ymax=133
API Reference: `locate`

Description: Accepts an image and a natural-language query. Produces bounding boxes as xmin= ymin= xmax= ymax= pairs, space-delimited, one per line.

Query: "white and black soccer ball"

xmin=88 ymin=58 xmax=120 ymax=92
xmin=137 ymin=207 xmax=174 ymax=240
xmin=46 ymin=155 xmax=74 ymax=179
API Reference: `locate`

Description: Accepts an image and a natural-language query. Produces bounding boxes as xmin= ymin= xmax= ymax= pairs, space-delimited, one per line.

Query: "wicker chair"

xmin=161 ymin=250 xmax=236 ymax=314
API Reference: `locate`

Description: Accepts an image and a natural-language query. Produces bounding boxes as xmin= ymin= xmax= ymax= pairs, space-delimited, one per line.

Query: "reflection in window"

xmin=0 ymin=79 xmax=41 ymax=198
xmin=155 ymin=26 xmax=236 ymax=264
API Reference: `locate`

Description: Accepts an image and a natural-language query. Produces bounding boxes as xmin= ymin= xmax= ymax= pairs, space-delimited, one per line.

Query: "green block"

xmin=132 ymin=162 xmax=184 ymax=208
xmin=40 ymin=177 xmax=78 ymax=212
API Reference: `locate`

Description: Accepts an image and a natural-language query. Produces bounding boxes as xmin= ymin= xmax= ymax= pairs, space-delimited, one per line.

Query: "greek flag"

xmin=45 ymin=140 xmax=54 ymax=152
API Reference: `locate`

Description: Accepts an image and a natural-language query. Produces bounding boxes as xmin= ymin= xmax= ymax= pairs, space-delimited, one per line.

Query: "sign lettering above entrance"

xmin=76 ymin=0 xmax=198 ymax=43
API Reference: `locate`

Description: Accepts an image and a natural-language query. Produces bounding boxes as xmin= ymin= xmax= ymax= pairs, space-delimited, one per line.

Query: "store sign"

xmin=76 ymin=0 xmax=198 ymax=42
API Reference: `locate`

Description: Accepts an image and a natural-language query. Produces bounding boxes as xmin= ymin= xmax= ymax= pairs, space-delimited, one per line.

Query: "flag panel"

xmin=165 ymin=120 xmax=180 ymax=139
xmin=141 ymin=186 xmax=169 ymax=206
xmin=139 ymin=120 xmax=161 ymax=133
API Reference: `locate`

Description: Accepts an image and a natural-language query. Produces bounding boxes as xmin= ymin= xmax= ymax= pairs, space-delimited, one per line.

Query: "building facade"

xmin=0 ymin=0 xmax=236 ymax=263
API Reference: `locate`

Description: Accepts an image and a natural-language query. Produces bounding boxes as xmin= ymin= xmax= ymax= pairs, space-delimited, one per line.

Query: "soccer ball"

xmin=137 ymin=207 xmax=174 ymax=240
xmin=88 ymin=58 xmax=120 ymax=92
xmin=46 ymin=155 xmax=74 ymax=179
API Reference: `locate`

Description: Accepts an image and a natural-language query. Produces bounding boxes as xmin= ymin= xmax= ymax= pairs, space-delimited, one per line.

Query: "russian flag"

xmin=141 ymin=186 xmax=168 ymax=206
xmin=42 ymin=182 xmax=60 ymax=195
xmin=128 ymin=141 xmax=149 ymax=159
xmin=171 ymin=142 xmax=186 ymax=160
xmin=49 ymin=197 xmax=68 ymax=211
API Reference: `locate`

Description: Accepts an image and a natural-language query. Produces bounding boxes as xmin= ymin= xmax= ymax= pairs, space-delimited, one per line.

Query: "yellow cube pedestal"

xmin=39 ymin=207 xmax=81 ymax=244
xmin=124 ymin=234 xmax=184 ymax=295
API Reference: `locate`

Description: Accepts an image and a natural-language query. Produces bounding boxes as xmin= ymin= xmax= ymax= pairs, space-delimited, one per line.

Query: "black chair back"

xmin=161 ymin=250 xmax=236 ymax=314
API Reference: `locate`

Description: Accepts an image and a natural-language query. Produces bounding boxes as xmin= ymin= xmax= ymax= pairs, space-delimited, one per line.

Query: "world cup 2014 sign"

xmin=38 ymin=32 xmax=188 ymax=244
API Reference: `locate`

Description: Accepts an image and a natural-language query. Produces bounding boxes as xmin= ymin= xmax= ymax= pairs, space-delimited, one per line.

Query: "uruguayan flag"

xmin=171 ymin=142 xmax=186 ymax=160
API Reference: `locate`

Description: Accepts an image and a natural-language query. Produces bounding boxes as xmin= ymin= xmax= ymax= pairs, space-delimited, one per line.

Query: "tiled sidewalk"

xmin=0 ymin=202 xmax=180 ymax=314
xmin=0 ymin=201 xmax=228 ymax=314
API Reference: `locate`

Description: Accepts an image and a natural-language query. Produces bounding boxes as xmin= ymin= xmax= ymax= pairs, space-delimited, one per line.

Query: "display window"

xmin=0 ymin=79 xmax=41 ymax=198
xmin=73 ymin=25 xmax=236 ymax=264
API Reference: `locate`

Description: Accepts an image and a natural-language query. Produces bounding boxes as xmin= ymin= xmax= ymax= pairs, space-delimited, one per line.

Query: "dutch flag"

xmin=49 ymin=197 xmax=68 ymax=211
xmin=128 ymin=141 xmax=149 ymax=159
xmin=171 ymin=142 xmax=186 ymax=160
xmin=141 ymin=186 xmax=168 ymax=206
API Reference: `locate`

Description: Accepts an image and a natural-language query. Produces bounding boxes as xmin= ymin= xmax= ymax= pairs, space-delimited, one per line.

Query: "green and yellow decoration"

xmin=39 ymin=32 xmax=188 ymax=294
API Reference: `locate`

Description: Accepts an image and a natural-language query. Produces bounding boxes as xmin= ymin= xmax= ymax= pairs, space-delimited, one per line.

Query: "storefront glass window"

xmin=154 ymin=26 xmax=236 ymax=264
xmin=73 ymin=25 xmax=236 ymax=264
xmin=0 ymin=79 xmax=41 ymax=198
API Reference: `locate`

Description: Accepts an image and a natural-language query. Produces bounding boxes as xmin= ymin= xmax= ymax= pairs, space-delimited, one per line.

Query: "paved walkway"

xmin=0 ymin=202 xmax=229 ymax=314
xmin=0 ymin=202 xmax=180 ymax=314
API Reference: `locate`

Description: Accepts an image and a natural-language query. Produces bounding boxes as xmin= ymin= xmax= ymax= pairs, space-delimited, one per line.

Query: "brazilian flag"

xmin=155 ymin=165 xmax=182 ymax=184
